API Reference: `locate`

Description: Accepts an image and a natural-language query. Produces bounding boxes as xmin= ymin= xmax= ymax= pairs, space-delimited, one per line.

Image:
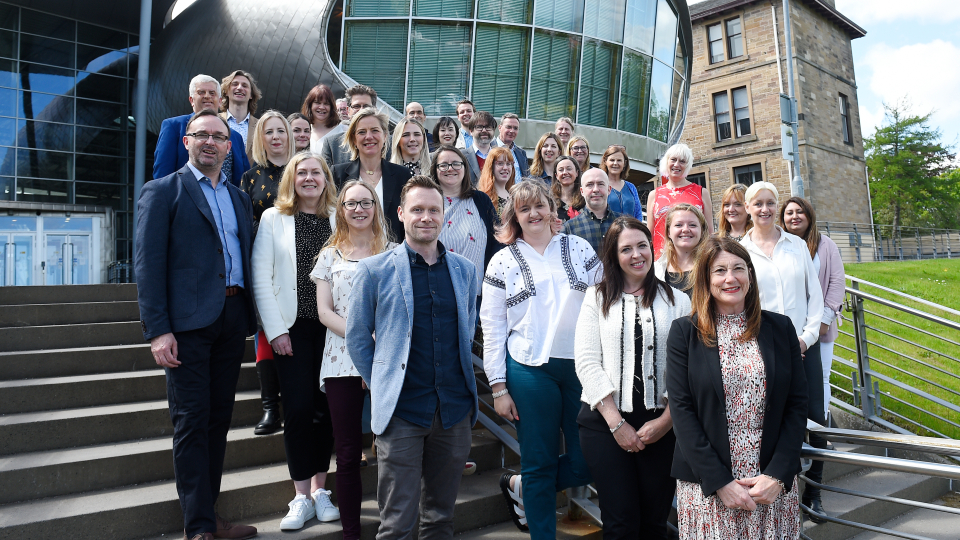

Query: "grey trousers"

xmin=375 ymin=410 xmax=473 ymax=540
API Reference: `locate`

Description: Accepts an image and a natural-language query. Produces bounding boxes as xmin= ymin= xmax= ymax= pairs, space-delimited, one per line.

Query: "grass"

xmin=832 ymin=258 xmax=960 ymax=440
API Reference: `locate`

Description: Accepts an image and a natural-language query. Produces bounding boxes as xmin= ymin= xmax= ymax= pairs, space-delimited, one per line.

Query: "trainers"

xmin=312 ymin=488 xmax=341 ymax=522
xmin=280 ymin=494 xmax=316 ymax=531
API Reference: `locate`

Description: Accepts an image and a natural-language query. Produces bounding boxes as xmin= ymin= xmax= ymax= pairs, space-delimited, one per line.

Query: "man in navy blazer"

xmin=153 ymin=74 xmax=250 ymax=186
xmin=136 ymin=110 xmax=258 ymax=540
xmin=346 ymin=176 xmax=479 ymax=540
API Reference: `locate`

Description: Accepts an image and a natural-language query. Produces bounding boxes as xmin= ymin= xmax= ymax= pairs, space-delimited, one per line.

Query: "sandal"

xmin=499 ymin=473 xmax=528 ymax=531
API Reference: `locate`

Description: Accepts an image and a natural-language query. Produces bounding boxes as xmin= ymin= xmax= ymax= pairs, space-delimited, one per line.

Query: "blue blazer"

xmin=153 ymin=113 xmax=250 ymax=186
xmin=511 ymin=145 xmax=530 ymax=178
xmin=135 ymin=164 xmax=257 ymax=340
xmin=345 ymin=243 xmax=480 ymax=435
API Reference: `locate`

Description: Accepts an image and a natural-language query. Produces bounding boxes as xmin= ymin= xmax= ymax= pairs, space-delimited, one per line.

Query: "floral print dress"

xmin=676 ymin=312 xmax=801 ymax=540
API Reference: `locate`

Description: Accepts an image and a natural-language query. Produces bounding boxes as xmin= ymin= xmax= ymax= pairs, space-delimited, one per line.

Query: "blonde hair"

xmin=325 ymin=180 xmax=393 ymax=257
xmin=659 ymin=203 xmax=708 ymax=287
xmin=495 ymin=179 xmax=557 ymax=245
xmin=389 ymin=118 xmax=431 ymax=173
xmin=717 ymin=184 xmax=753 ymax=237
xmin=274 ymin=151 xmax=337 ymax=218
xmin=658 ymin=143 xmax=693 ymax=178
xmin=250 ymin=110 xmax=294 ymax=168
xmin=566 ymin=135 xmax=591 ymax=171
xmin=344 ymin=107 xmax=389 ymax=161
xmin=744 ymin=181 xmax=781 ymax=205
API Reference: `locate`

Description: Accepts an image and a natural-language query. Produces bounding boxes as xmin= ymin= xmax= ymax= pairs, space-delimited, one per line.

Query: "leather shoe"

xmin=214 ymin=514 xmax=257 ymax=539
xmin=805 ymin=499 xmax=828 ymax=524
xmin=187 ymin=534 xmax=214 ymax=540
xmin=254 ymin=408 xmax=281 ymax=435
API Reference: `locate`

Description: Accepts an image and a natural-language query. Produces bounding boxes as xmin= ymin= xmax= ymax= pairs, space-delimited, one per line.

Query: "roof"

xmin=689 ymin=0 xmax=866 ymax=39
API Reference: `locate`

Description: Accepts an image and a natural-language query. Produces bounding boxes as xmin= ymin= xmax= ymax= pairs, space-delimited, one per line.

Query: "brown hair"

xmin=301 ymin=84 xmax=339 ymax=129
xmin=659 ymin=203 xmax=708 ymax=289
xmin=400 ymin=174 xmax=444 ymax=209
xmin=689 ymin=237 xmax=762 ymax=347
xmin=274 ymin=151 xmax=337 ymax=218
xmin=600 ymin=145 xmax=631 ymax=179
xmin=478 ymin=146 xmax=516 ymax=214
xmin=551 ymin=156 xmax=585 ymax=210
xmin=466 ymin=110 xmax=497 ymax=132
xmin=530 ymin=132 xmax=563 ymax=177
xmin=780 ymin=196 xmax=820 ymax=259
xmin=717 ymin=184 xmax=753 ymax=237
xmin=325 ymin=179 xmax=393 ymax=256
xmin=495 ymin=179 xmax=557 ymax=245
xmin=220 ymin=70 xmax=262 ymax=115
xmin=345 ymin=84 xmax=378 ymax=104
xmin=249 ymin=110 xmax=294 ymax=168
xmin=429 ymin=145 xmax=473 ymax=199
xmin=596 ymin=217 xmax=675 ymax=316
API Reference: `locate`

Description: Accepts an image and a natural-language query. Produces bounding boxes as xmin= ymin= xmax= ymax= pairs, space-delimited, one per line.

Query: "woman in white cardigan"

xmin=575 ymin=217 xmax=690 ymax=540
xmin=252 ymin=151 xmax=341 ymax=531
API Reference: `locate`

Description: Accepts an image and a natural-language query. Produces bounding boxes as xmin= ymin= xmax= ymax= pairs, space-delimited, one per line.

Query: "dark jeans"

xmin=275 ymin=317 xmax=334 ymax=481
xmin=325 ymin=376 xmax=367 ymax=540
xmin=580 ymin=407 xmax=676 ymax=540
xmin=803 ymin=341 xmax=827 ymax=501
xmin=166 ymin=294 xmax=248 ymax=537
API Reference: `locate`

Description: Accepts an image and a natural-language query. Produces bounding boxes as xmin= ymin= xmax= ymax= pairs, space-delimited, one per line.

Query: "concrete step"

xmin=0 ymin=340 xmax=255 ymax=381
xmin=0 ymin=283 xmax=138 ymax=305
xmin=0 ymin=390 xmax=263 ymax=456
xmin=848 ymin=495 xmax=960 ymax=540
xmin=456 ymin=517 xmax=602 ymax=539
xmin=0 ymin=321 xmax=144 ymax=352
xmin=0 ymin=300 xmax=140 ymax=328
xmin=0 ymin=362 xmax=258 ymax=415
xmin=802 ymin=469 xmax=952 ymax=540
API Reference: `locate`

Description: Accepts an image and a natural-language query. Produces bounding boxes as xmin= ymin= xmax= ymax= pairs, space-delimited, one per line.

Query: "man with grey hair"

xmin=154 ymin=74 xmax=250 ymax=186
xmin=336 ymin=98 xmax=350 ymax=123
xmin=495 ymin=113 xmax=529 ymax=178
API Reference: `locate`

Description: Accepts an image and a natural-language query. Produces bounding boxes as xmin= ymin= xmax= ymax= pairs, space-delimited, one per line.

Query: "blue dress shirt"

xmin=187 ymin=162 xmax=244 ymax=288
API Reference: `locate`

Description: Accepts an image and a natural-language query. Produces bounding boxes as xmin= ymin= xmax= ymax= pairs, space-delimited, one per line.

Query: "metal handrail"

xmin=806 ymin=421 xmax=960 ymax=457
xmin=847 ymin=275 xmax=960 ymax=319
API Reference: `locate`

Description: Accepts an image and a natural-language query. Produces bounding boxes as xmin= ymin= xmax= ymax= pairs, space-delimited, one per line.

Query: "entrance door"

xmin=44 ymin=234 xmax=92 ymax=285
xmin=3 ymin=234 xmax=35 ymax=286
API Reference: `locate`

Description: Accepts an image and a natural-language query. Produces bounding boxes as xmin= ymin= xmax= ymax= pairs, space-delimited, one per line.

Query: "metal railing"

xmin=821 ymin=222 xmax=960 ymax=263
xmin=107 ymin=260 xmax=133 ymax=283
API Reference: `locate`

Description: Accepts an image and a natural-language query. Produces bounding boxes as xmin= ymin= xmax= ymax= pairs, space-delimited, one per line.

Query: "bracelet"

xmin=609 ymin=418 xmax=626 ymax=434
xmin=492 ymin=388 xmax=510 ymax=399
xmin=763 ymin=474 xmax=786 ymax=492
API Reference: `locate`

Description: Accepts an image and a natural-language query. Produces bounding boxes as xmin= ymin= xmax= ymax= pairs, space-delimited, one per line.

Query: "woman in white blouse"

xmin=311 ymin=180 xmax=395 ymax=540
xmin=481 ymin=180 xmax=601 ymax=539
xmin=740 ymin=181 xmax=828 ymax=519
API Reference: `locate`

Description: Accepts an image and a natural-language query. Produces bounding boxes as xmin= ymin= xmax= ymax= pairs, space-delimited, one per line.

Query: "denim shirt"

xmin=395 ymin=242 xmax=474 ymax=429
xmin=187 ymin=162 xmax=244 ymax=288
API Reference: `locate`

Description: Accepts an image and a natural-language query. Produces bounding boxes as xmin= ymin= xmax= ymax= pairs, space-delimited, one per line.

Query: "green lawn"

xmin=833 ymin=259 xmax=960 ymax=439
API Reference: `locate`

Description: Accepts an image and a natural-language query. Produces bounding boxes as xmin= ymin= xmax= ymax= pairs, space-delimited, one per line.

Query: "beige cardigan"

xmin=574 ymin=285 xmax=691 ymax=412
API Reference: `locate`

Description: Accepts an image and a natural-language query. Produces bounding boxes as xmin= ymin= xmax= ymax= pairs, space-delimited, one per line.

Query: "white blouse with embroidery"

xmin=480 ymin=233 xmax=601 ymax=385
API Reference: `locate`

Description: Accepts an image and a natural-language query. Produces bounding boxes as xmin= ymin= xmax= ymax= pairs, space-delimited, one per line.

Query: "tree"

xmin=865 ymin=99 xmax=957 ymax=229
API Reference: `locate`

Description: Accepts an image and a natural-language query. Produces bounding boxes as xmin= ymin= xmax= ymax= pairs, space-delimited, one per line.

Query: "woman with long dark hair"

xmin=552 ymin=156 xmax=585 ymax=223
xmin=302 ymin=84 xmax=339 ymax=151
xmin=529 ymin=132 xmax=562 ymax=184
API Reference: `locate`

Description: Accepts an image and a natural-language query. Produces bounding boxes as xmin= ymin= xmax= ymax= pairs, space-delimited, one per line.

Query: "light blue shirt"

xmin=187 ymin=162 xmax=244 ymax=288
xmin=226 ymin=111 xmax=251 ymax=149
xmin=462 ymin=131 xmax=473 ymax=150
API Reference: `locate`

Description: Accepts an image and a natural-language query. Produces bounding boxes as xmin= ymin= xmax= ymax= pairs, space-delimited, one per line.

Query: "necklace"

xmin=625 ymin=283 xmax=644 ymax=295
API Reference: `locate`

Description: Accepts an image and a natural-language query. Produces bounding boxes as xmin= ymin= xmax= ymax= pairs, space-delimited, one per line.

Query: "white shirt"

xmin=740 ymin=227 xmax=824 ymax=348
xmin=312 ymin=123 xmax=346 ymax=154
xmin=480 ymin=234 xmax=601 ymax=385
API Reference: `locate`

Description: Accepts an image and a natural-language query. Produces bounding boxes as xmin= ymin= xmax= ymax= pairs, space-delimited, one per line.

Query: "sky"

xmin=689 ymin=0 xmax=960 ymax=151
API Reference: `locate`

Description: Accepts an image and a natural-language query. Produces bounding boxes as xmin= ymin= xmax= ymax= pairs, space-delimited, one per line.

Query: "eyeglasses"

xmin=437 ymin=162 xmax=464 ymax=171
xmin=186 ymin=132 xmax=230 ymax=143
xmin=571 ymin=145 xmax=588 ymax=152
xmin=474 ymin=126 xmax=492 ymax=132
xmin=342 ymin=199 xmax=375 ymax=210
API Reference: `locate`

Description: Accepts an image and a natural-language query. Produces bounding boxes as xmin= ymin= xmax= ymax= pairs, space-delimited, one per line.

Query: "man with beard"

xmin=463 ymin=110 xmax=497 ymax=185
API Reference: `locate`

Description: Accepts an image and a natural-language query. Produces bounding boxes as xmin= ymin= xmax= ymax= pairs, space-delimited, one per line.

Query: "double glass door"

xmin=2 ymin=234 xmax=35 ymax=286
xmin=44 ymin=234 xmax=91 ymax=285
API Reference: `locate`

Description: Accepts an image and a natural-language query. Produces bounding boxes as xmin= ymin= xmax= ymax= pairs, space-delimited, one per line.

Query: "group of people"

xmin=136 ymin=70 xmax=845 ymax=540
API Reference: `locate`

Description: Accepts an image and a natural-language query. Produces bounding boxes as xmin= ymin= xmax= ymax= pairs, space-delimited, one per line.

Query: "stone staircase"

xmin=0 ymin=284 xmax=600 ymax=540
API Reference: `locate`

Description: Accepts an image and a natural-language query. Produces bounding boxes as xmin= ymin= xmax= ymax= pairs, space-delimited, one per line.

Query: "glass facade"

xmin=0 ymin=2 xmax=136 ymax=260
xmin=339 ymin=0 xmax=687 ymax=142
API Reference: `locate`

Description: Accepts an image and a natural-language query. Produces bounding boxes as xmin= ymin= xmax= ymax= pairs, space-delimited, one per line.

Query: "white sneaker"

xmin=312 ymin=488 xmax=341 ymax=522
xmin=280 ymin=494 xmax=316 ymax=531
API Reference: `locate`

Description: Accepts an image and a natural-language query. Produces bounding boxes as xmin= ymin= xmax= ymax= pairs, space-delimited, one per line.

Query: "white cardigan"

xmin=252 ymin=208 xmax=300 ymax=342
xmin=574 ymin=285 xmax=691 ymax=412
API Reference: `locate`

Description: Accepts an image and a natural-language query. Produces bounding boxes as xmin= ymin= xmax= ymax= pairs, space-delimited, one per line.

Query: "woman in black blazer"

xmin=331 ymin=107 xmax=412 ymax=242
xmin=666 ymin=236 xmax=807 ymax=539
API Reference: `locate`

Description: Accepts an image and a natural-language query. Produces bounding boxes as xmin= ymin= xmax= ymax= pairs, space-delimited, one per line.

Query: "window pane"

xmin=77 ymin=126 xmax=124 ymax=156
xmin=472 ymin=24 xmax=530 ymax=117
xmin=75 ymin=154 xmax=124 ymax=182
xmin=0 ymin=87 xmax=12 ymax=116
xmin=76 ymin=182 xmax=126 ymax=210
xmin=726 ymin=18 xmax=743 ymax=59
xmin=17 ymin=119 xmax=74 ymax=151
xmin=19 ymin=63 xmax=76 ymax=96
xmin=708 ymin=24 xmax=724 ymax=63
xmin=76 ymin=72 xmax=126 ymax=102
xmin=618 ymin=50 xmax=651 ymax=135
xmin=17 ymin=148 xmax=73 ymax=179
xmin=21 ymin=10 xmax=74 ymax=41
xmin=0 ymin=117 xmax=13 ymax=146
xmin=477 ymin=0 xmax=532 ymax=24
xmin=577 ymin=39 xmax=620 ymax=128
xmin=583 ymin=0 xmax=626 ymax=42
xmin=0 ymin=145 xmax=13 ymax=175
xmin=0 ymin=59 xmax=15 ymax=89
xmin=534 ymin=0 xmax=584 ymax=33
xmin=708 ymin=23 xmax=722 ymax=42
xmin=16 ymin=178 xmax=71 ymax=203
xmin=687 ymin=173 xmax=706 ymax=188
xmin=734 ymin=163 xmax=762 ymax=185
xmin=407 ymin=22 xmax=470 ymax=116
xmin=77 ymin=23 xmax=127 ymax=50
xmin=624 ymin=0 xmax=656 ymax=54
xmin=76 ymin=99 xmax=126 ymax=129
xmin=0 ymin=176 xmax=12 ymax=200
xmin=647 ymin=60 xmax=672 ymax=142
xmin=20 ymin=34 xmax=74 ymax=69
xmin=0 ymin=5 xmax=17 ymax=31
xmin=342 ymin=22 xmax=408 ymax=111
xmin=346 ymin=0 xmax=410 ymax=16
xmin=0 ymin=29 xmax=16 ymax=60
xmin=733 ymin=87 xmax=749 ymax=137
xmin=78 ymin=46 xmax=128 ymax=77
xmin=674 ymin=35 xmax=685 ymax=74
xmin=20 ymin=91 xmax=75 ymax=124
xmin=528 ymin=30 xmax=581 ymax=121
xmin=669 ymin=70 xmax=684 ymax=137
xmin=413 ymin=0 xmax=472 ymax=17
xmin=652 ymin=0 xmax=677 ymax=65
xmin=713 ymin=91 xmax=730 ymax=141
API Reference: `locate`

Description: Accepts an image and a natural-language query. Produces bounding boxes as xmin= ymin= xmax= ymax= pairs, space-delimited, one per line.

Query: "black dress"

xmin=666 ymin=270 xmax=692 ymax=298
xmin=294 ymin=211 xmax=332 ymax=320
xmin=241 ymin=162 xmax=285 ymax=224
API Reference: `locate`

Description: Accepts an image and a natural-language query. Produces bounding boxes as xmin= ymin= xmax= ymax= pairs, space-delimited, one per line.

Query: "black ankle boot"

xmin=803 ymin=496 xmax=827 ymax=524
xmin=254 ymin=359 xmax=282 ymax=435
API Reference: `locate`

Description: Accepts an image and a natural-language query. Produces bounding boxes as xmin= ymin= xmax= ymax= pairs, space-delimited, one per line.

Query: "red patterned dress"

xmin=676 ymin=312 xmax=801 ymax=540
xmin=651 ymin=180 xmax=705 ymax=258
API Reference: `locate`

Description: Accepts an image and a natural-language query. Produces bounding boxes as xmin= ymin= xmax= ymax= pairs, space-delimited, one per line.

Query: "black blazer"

xmin=332 ymin=159 xmax=413 ymax=242
xmin=135 ymin=164 xmax=257 ymax=340
xmin=665 ymin=311 xmax=808 ymax=496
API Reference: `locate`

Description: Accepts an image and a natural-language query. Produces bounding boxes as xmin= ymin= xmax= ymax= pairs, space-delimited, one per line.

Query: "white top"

xmin=480 ymin=233 xmax=601 ymax=385
xmin=740 ymin=227 xmax=824 ymax=348
xmin=311 ymin=123 xmax=346 ymax=155
xmin=440 ymin=195 xmax=486 ymax=289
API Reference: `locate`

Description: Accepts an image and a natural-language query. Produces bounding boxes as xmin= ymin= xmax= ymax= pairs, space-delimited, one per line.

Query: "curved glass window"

xmin=477 ymin=0 xmax=532 ymax=24
xmin=624 ymin=0 xmax=656 ymax=55
xmin=342 ymin=21 xmax=408 ymax=110
xmin=408 ymin=22 xmax=471 ymax=116
xmin=414 ymin=0 xmax=473 ymax=18
xmin=528 ymin=30 xmax=580 ymax=121
xmin=618 ymin=50 xmax=651 ymax=135
xmin=578 ymin=39 xmax=619 ymax=128
xmin=583 ymin=0 xmax=625 ymax=43
xmin=647 ymin=60 xmax=672 ymax=142
xmin=472 ymin=24 xmax=530 ymax=117
xmin=346 ymin=0 xmax=410 ymax=17
xmin=533 ymin=0 xmax=584 ymax=33
xmin=652 ymin=0 xmax=677 ymax=64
